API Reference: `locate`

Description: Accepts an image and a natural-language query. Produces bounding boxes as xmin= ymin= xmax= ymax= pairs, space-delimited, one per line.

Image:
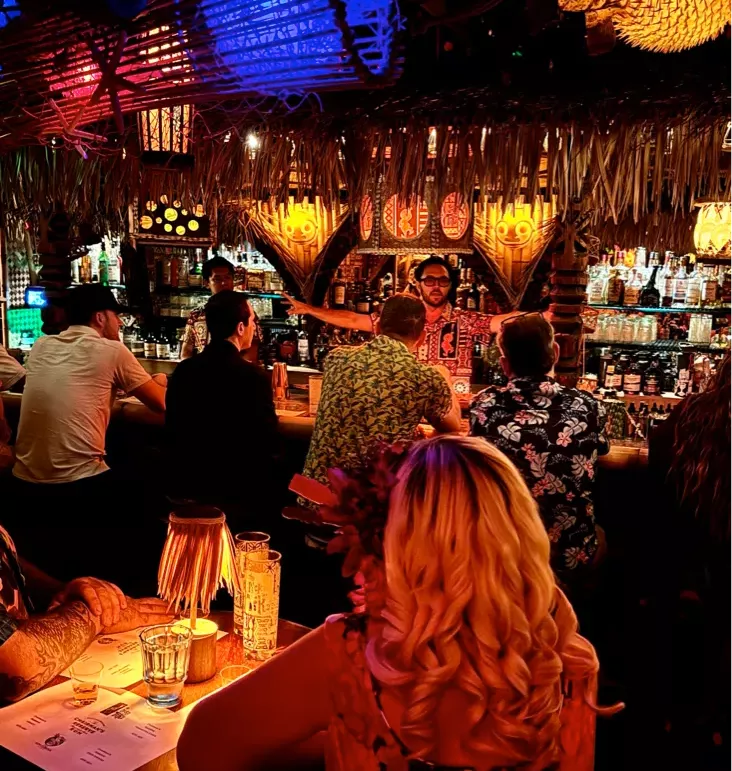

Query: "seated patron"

xmin=302 ymin=293 xmax=461 ymax=488
xmin=166 ymin=290 xmax=280 ymax=531
xmin=178 ymin=436 xmax=605 ymax=771
xmin=0 ymin=521 xmax=172 ymax=703
xmin=0 ymin=344 xmax=25 ymax=393
xmin=9 ymin=285 xmax=167 ymax=582
xmin=470 ymin=313 xmax=608 ymax=580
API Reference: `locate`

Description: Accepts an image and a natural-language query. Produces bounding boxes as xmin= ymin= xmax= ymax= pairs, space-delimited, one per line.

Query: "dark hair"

xmin=65 ymin=283 xmax=124 ymax=326
xmin=668 ymin=353 xmax=730 ymax=540
xmin=498 ymin=313 xmax=556 ymax=377
xmin=204 ymin=290 xmax=251 ymax=341
xmin=413 ymin=256 xmax=455 ymax=285
xmin=202 ymin=256 xmax=235 ymax=282
xmin=379 ymin=294 xmax=426 ymax=343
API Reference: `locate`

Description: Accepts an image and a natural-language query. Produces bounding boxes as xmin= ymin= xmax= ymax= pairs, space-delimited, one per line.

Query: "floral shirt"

xmin=303 ymin=335 xmax=453 ymax=486
xmin=0 ymin=525 xmax=29 ymax=646
xmin=469 ymin=377 xmax=609 ymax=575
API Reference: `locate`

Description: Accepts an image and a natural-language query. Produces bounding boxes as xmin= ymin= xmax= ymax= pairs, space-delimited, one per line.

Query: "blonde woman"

xmin=178 ymin=436 xmax=616 ymax=771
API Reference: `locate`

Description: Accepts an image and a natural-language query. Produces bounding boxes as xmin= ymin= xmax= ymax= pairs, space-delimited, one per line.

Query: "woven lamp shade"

xmin=559 ymin=0 xmax=729 ymax=53
xmin=158 ymin=505 xmax=239 ymax=622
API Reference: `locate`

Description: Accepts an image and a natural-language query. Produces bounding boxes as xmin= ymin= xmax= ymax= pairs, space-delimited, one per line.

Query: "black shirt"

xmin=165 ymin=340 xmax=280 ymax=504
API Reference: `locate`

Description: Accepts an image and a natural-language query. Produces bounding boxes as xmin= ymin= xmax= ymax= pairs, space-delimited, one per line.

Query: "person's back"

xmin=165 ymin=291 xmax=279 ymax=511
xmin=304 ymin=294 xmax=459 ymax=485
xmin=14 ymin=286 xmax=161 ymax=484
xmin=470 ymin=314 xmax=608 ymax=576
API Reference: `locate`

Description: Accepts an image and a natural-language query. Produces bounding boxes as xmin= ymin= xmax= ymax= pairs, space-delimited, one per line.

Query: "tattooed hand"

xmin=50 ymin=577 xmax=127 ymax=629
xmin=101 ymin=598 xmax=174 ymax=634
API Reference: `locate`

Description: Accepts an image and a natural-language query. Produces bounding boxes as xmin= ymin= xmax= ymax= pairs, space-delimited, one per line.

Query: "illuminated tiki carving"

xmin=360 ymin=195 xmax=374 ymax=241
xmin=440 ymin=193 xmax=470 ymax=240
xmin=473 ymin=196 xmax=557 ymax=308
xmin=694 ymin=202 xmax=731 ymax=255
xmin=382 ymin=194 xmax=429 ymax=240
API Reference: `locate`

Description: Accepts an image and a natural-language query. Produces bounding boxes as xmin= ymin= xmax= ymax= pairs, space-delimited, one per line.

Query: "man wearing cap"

xmin=9 ymin=285 xmax=167 ymax=580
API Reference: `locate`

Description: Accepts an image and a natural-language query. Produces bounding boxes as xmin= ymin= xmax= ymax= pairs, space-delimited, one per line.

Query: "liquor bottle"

xmin=382 ymin=274 xmax=394 ymax=299
xmin=99 ymin=242 xmax=110 ymax=286
xmin=155 ymin=333 xmax=170 ymax=360
xmin=162 ymin=251 xmax=172 ymax=287
xmin=91 ymin=249 xmax=100 ymax=283
xmin=660 ymin=255 xmax=675 ymax=308
xmin=107 ymin=245 xmax=121 ymax=285
xmin=456 ymin=269 xmax=469 ymax=309
xmin=624 ymin=270 xmax=642 ymax=307
xmin=467 ymin=280 xmax=480 ymax=311
xmin=701 ymin=266 xmax=719 ymax=307
xmin=170 ymin=250 xmax=180 ymax=289
xmin=612 ymin=355 xmax=625 ymax=390
xmin=672 ymin=257 xmax=688 ymax=307
xmin=587 ymin=256 xmax=608 ymax=305
xmin=332 ymin=270 xmax=347 ymax=309
xmin=177 ymin=251 xmax=189 ymax=288
xmin=355 ymin=283 xmax=371 ymax=314
xmin=642 ymin=358 xmax=662 ymax=396
xmin=71 ymin=258 xmax=81 ymax=285
xmin=639 ymin=264 xmax=661 ymax=307
xmin=80 ymin=254 xmax=92 ymax=283
xmin=684 ymin=256 xmax=701 ymax=307
xmin=143 ymin=333 xmax=157 ymax=359
xmin=603 ymin=360 xmax=617 ymax=390
xmin=597 ymin=347 xmax=613 ymax=388
xmin=297 ymin=330 xmax=310 ymax=366
xmin=623 ymin=357 xmax=642 ymax=395
xmin=606 ymin=256 xmax=625 ymax=306
xmin=720 ymin=266 xmax=731 ymax=305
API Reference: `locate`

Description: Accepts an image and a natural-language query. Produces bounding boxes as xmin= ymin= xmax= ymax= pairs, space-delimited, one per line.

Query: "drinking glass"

xmin=139 ymin=624 xmax=192 ymax=708
xmin=70 ymin=660 xmax=104 ymax=707
xmin=234 ymin=532 xmax=271 ymax=636
xmin=242 ymin=549 xmax=282 ymax=661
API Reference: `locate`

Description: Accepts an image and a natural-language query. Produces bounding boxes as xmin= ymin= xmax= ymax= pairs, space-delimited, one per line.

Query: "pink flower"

xmin=556 ymin=429 xmax=572 ymax=447
xmin=566 ymin=492 xmax=575 ymax=501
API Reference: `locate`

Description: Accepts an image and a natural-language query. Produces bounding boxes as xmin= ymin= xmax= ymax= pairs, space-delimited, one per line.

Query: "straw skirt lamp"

xmin=158 ymin=505 xmax=239 ymax=682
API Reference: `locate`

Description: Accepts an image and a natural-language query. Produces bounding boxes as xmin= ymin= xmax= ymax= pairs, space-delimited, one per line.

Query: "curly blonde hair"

xmin=366 ymin=435 xmax=599 ymax=768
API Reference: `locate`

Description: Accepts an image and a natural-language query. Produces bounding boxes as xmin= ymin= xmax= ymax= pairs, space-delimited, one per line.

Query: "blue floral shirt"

xmin=469 ymin=377 xmax=609 ymax=575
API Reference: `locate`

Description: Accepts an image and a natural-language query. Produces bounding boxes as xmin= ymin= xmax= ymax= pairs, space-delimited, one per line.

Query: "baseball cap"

xmin=65 ymin=284 xmax=129 ymax=325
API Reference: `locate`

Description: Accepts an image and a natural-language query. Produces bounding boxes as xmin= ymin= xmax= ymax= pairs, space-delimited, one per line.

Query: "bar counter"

xmin=0 ymin=391 xmax=648 ymax=469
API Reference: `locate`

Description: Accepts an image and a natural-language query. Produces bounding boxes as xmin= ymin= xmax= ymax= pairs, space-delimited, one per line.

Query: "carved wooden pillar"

xmin=549 ymin=221 xmax=588 ymax=387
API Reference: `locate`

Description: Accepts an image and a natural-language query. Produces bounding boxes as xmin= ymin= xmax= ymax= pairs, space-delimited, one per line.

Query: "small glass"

xmin=139 ymin=624 xmax=192 ymax=708
xmin=220 ymin=664 xmax=251 ymax=687
xmin=234 ymin=532 xmax=270 ymax=636
xmin=242 ymin=549 xmax=282 ymax=661
xmin=70 ymin=660 xmax=104 ymax=707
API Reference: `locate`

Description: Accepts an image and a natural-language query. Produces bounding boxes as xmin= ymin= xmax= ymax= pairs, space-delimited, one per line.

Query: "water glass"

xmin=139 ymin=624 xmax=192 ymax=708
xmin=69 ymin=660 xmax=104 ymax=707
xmin=242 ymin=549 xmax=282 ymax=661
xmin=234 ymin=532 xmax=271 ymax=636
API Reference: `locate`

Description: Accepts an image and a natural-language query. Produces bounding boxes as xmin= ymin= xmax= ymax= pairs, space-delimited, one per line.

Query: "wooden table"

xmin=0 ymin=613 xmax=310 ymax=771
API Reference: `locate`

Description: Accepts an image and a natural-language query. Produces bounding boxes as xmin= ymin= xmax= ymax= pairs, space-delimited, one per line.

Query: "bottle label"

xmin=334 ymin=286 xmax=346 ymax=306
xmin=644 ymin=377 xmax=659 ymax=395
xmin=662 ymin=278 xmax=674 ymax=298
xmin=467 ymin=298 xmax=478 ymax=310
xmin=298 ymin=341 xmax=309 ymax=361
xmin=604 ymin=368 xmax=615 ymax=389
xmin=155 ymin=343 xmax=168 ymax=359
xmin=624 ymin=374 xmax=642 ymax=393
xmin=673 ymin=279 xmax=687 ymax=303
xmin=685 ymin=284 xmax=701 ymax=306
xmin=356 ymin=301 xmax=370 ymax=314
xmin=144 ymin=342 xmax=156 ymax=358
xmin=703 ymin=281 xmax=717 ymax=303
xmin=588 ymin=282 xmax=605 ymax=305
xmin=624 ymin=287 xmax=640 ymax=306
xmin=612 ymin=373 xmax=623 ymax=389
xmin=607 ymin=278 xmax=623 ymax=304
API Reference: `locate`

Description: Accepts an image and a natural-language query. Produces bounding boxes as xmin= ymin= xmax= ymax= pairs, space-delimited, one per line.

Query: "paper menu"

xmin=61 ymin=627 xmax=229 ymax=689
xmin=0 ymin=682 xmax=192 ymax=771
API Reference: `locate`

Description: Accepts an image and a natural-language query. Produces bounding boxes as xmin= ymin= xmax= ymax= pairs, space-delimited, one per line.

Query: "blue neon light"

xmin=0 ymin=1 xmax=20 ymax=29
xmin=195 ymin=0 xmax=399 ymax=94
xmin=25 ymin=286 xmax=48 ymax=309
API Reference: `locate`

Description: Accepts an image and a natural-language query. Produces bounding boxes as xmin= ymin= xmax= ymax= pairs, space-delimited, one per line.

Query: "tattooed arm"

xmin=0 ymin=601 xmax=100 ymax=703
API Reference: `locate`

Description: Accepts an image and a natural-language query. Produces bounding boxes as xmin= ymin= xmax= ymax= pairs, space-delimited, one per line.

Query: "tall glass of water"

xmin=139 ymin=624 xmax=192 ymax=708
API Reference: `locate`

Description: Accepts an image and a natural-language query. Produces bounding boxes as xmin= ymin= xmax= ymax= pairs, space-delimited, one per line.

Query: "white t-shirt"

xmin=0 ymin=345 xmax=26 ymax=391
xmin=13 ymin=326 xmax=151 ymax=484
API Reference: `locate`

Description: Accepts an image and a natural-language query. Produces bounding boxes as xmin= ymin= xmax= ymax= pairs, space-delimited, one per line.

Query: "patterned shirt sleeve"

xmin=422 ymin=367 xmax=454 ymax=425
xmin=595 ymin=400 xmax=611 ymax=456
xmin=465 ymin=311 xmax=494 ymax=343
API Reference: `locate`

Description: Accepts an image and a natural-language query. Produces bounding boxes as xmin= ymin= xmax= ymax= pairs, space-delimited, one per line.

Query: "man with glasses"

xmin=284 ymin=256 xmax=530 ymax=393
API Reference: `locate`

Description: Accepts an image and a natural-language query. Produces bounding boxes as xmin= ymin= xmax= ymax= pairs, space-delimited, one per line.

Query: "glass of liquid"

xmin=234 ymin=532 xmax=271 ymax=636
xmin=69 ymin=660 xmax=104 ymax=706
xmin=139 ymin=624 xmax=192 ymax=708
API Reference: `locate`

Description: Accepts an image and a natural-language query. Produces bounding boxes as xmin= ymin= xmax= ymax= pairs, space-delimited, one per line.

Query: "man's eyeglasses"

xmin=419 ymin=277 xmax=452 ymax=288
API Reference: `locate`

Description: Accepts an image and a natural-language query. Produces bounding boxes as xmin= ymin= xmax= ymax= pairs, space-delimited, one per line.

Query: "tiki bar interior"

xmin=0 ymin=1 xmax=729 ymax=770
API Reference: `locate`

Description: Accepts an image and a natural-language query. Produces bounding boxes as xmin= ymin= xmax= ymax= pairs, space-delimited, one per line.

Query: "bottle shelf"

xmin=153 ymin=287 xmax=283 ymax=300
xmin=587 ymin=304 xmax=731 ymax=315
xmin=69 ymin=283 xmax=126 ymax=290
xmin=585 ymin=339 xmax=725 ymax=354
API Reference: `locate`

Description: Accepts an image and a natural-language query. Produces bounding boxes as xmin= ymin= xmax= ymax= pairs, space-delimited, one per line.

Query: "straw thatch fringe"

xmin=0 ymin=113 xmax=728 ymax=238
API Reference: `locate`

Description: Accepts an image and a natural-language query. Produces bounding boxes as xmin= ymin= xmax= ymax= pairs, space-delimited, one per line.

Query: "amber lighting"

xmin=138 ymin=104 xmax=193 ymax=154
xmin=694 ymin=202 xmax=732 ymax=255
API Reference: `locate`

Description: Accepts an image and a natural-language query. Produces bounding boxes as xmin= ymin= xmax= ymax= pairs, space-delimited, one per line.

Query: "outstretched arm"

xmin=0 ymin=601 xmax=99 ymax=702
xmin=282 ymin=294 xmax=373 ymax=333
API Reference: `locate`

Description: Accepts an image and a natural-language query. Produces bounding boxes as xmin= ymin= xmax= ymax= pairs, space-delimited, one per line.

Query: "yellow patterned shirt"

xmin=303 ymin=335 xmax=453 ymax=485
